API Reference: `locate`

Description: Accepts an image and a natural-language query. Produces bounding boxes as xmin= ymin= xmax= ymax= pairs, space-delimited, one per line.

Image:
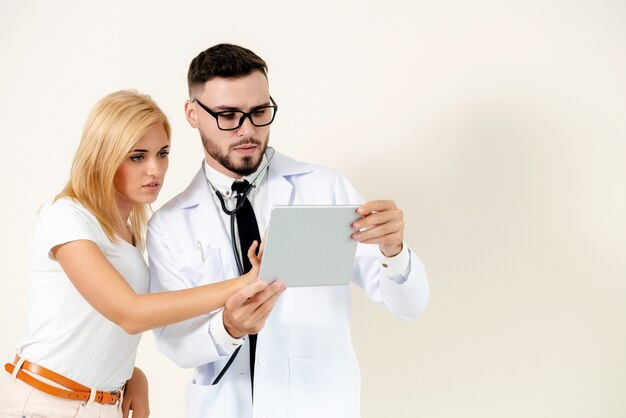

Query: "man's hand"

xmin=351 ymin=200 xmax=404 ymax=257
xmin=122 ymin=367 xmax=150 ymax=418
xmin=223 ymin=279 xmax=285 ymax=338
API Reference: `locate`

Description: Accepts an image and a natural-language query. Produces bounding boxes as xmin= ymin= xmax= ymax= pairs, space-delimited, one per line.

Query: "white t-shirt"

xmin=16 ymin=198 xmax=149 ymax=391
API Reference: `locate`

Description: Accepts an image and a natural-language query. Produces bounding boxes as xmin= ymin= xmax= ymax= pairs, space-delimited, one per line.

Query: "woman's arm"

xmin=122 ymin=367 xmax=149 ymax=418
xmin=53 ymin=240 xmax=262 ymax=334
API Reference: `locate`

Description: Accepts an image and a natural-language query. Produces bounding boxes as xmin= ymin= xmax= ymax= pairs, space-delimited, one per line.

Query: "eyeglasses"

xmin=193 ymin=96 xmax=278 ymax=131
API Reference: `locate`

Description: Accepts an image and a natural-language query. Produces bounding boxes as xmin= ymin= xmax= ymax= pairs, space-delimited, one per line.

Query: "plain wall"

xmin=1 ymin=1 xmax=625 ymax=417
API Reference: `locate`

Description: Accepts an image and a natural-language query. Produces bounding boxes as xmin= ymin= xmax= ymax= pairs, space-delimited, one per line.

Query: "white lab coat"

xmin=147 ymin=151 xmax=429 ymax=418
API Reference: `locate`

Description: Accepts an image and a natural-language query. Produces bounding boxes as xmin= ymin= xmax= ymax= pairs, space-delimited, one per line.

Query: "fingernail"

xmin=353 ymin=222 xmax=360 ymax=229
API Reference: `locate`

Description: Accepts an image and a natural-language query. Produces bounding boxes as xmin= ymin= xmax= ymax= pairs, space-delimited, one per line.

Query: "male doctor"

xmin=147 ymin=43 xmax=430 ymax=418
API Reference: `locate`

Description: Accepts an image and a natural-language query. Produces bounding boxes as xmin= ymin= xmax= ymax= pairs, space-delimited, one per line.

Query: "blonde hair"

xmin=57 ymin=90 xmax=171 ymax=249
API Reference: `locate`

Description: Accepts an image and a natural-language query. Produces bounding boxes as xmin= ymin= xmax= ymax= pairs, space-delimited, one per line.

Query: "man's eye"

xmin=253 ymin=108 xmax=267 ymax=115
xmin=220 ymin=112 xmax=238 ymax=120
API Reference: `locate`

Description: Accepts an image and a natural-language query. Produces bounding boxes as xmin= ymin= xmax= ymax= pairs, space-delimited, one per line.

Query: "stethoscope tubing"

xmin=202 ymin=147 xmax=275 ymax=274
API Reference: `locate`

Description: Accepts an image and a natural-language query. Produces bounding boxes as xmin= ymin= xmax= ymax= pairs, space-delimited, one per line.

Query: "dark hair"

xmin=187 ymin=43 xmax=268 ymax=96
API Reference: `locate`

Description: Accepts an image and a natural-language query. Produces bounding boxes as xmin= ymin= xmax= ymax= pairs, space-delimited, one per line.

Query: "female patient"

xmin=0 ymin=90 xmax=264 ymax=418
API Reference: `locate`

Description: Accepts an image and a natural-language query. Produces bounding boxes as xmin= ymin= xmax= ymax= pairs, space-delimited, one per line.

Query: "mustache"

xmin=230 ymin=139 xmax=263 ymax=149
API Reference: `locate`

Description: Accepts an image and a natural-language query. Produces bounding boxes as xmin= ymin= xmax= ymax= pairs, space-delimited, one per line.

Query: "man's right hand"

xmin=223 ymin=279 xmax=285 ymax=338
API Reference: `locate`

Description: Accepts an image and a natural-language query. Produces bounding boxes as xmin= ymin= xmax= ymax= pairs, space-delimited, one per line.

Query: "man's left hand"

xmin=352 ymin=200 xmax=404 ymax=257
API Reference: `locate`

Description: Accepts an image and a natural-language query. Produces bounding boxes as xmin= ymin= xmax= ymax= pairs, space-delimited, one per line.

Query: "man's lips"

xmin=233 ymin=144 xmax=258 ymax=154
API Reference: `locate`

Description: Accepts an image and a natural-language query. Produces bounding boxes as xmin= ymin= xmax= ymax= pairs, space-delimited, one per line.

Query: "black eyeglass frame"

xmin=193 ymin=96 xmax=278 ymax=131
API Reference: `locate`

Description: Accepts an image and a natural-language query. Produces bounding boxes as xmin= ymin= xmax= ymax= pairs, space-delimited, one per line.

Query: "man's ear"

xmin=184 ymin=100 xmax=199 ymax=128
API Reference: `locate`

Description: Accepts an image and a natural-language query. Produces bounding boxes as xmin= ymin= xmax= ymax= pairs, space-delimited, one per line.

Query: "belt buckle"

xmin=108 ymin=389 xmax=121 ymax=404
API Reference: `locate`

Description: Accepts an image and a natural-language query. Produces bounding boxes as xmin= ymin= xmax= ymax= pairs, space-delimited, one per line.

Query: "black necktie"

xmin=231 ymin=180 xmax=260 ymax=396
xmin=232 ymin=180 xmax=261 ymax=273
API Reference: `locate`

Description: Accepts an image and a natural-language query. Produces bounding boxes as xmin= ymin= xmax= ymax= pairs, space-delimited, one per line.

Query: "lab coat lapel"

xmin=266 ymin=168 xmax=293 ymax=211
xmin=174 ymin=167 xmax=239 ymax=276
xmin=263 ymin=151 xmax=313 ymax=220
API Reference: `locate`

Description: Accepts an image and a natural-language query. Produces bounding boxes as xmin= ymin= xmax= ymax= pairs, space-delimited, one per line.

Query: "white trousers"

xmin=0 ymin=374 xmax=122 ymax=418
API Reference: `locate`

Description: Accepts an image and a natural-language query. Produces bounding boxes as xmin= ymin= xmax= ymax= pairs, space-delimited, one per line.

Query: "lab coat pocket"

xmin=287 ymin=357 xmax=358 ymax=418
xmin=186 ymin=379 xmax=228 ymax=418
xmin=174 ymin=246 xmax=225 ymax=286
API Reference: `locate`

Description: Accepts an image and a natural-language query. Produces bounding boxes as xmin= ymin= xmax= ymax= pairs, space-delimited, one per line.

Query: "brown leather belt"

xmin=4 ymin=356 xmax=122 ymax=405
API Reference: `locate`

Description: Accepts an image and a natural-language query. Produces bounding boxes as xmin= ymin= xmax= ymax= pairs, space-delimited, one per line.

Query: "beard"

xmin=200 ymin=132 xmax=269 ymax=176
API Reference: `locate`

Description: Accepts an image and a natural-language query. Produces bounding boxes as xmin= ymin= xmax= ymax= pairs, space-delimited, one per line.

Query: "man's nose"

xmin=237 ymin=115 xmax=256 ymax=138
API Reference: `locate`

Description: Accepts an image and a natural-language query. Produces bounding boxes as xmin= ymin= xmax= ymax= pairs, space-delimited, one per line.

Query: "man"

xmin=147 ymin=43 xmax=429 ymax=418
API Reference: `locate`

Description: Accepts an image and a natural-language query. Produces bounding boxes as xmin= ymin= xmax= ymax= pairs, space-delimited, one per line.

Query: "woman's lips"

xmin=143 ymin=181 xmax=161 ymax=191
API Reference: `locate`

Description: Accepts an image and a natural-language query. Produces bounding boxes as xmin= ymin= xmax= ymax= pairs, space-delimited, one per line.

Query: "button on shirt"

xmin=203 ymin=155 xmax=412 ymax=354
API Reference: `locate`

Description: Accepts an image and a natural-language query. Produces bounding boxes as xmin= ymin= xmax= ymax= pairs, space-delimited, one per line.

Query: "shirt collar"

xmin=203 ymin=153 xmax=269 ymax=198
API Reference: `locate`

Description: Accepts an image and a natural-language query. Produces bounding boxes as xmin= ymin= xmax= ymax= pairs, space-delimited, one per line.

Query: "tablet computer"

xmin=259 ymin=205 xmax=360 ymax=287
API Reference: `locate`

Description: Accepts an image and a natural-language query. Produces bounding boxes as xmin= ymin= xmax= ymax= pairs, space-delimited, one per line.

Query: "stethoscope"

xmin=202 ymin=146 xmax=275 ymax=274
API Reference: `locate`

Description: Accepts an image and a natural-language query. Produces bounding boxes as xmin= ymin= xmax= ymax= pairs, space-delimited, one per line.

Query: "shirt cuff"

xmin=209 ymin=309 xmax=245 ymax=355
xmin=380 ymin=244 xmax=411 ymax=284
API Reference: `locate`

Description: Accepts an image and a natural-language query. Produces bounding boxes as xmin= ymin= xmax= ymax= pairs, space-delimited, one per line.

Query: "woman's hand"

xmin=240 ymin=240 xmax=263 ymax=286
xmin=122 ymin=367 xmax=150 ymax=418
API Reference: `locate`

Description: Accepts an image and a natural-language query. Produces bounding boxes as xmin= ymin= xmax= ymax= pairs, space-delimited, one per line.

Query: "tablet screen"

xmin=258 ymin=205 xmax=360 ymax=287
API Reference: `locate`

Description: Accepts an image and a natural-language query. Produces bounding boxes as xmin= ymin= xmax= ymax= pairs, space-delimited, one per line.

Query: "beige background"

xmin=1 ymin=1 xmax=625 ymax=417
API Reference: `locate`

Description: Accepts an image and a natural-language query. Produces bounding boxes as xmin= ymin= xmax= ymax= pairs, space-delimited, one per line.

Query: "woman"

xmin=0 ymin=90 xmax=265 ymax=418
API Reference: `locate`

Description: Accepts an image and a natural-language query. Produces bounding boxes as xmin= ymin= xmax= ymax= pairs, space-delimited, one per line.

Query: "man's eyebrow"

xmin=213 ymin=105 xmax=240 ymax=111
xmin=251 ymin=100 xmax=272 ymax=109
xmin=213 ymin=100 xmax=271 ymax=111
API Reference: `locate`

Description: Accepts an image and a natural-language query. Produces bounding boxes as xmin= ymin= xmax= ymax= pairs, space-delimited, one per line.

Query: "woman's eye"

xmin=130 ymin=154 xmax=144 ymax=162
xmin=158 ymin=151 xmax=169 ymax=158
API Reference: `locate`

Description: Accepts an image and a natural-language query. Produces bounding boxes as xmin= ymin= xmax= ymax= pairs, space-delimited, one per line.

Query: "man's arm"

xmin=353 ymin=242 xmax=429 ymax=320
xmin=334 ymin=175 xmax=430 ymax=319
